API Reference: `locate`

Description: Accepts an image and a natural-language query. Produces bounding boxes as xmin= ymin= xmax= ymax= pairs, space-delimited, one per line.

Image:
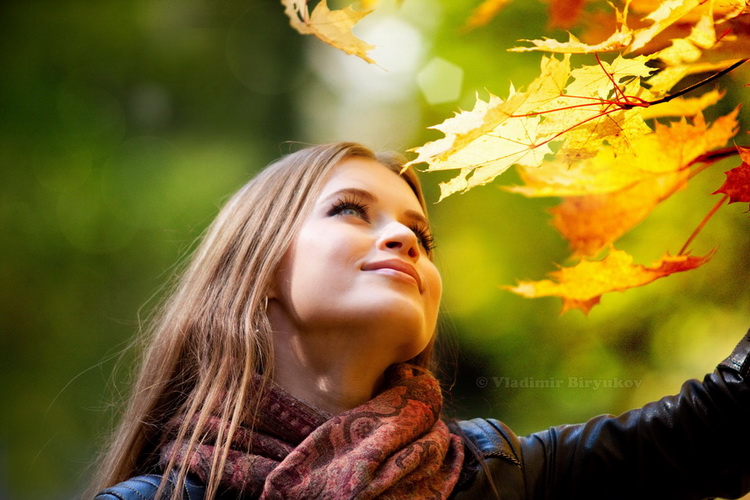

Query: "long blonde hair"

xmin=89 ymin=142 xmax=435 ymax=500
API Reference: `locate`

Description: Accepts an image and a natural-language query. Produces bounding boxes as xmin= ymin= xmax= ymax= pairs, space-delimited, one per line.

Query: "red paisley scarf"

xmin=160 ymin=363 xmax=464 ymax=499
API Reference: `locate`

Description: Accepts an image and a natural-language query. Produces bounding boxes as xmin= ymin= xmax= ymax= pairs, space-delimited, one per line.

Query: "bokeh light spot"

xmin=417 ymin=57 xmax=464 ymax=105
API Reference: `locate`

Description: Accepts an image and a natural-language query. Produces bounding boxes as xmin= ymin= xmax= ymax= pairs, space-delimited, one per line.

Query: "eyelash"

xmin=329 ymin=196 xmax=371 ymax=222
xmin=412 ymin=225 xmax=436 ymax=253
xmin=328 ymin=197 xmax=436 ymax=253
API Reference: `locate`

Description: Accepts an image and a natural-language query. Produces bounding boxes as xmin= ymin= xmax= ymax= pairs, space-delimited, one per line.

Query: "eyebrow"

xmin=323 ymin=187 xmax=430 ymax=227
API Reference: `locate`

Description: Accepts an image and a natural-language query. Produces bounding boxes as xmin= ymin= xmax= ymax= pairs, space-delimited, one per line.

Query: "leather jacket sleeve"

xmin=453 ymin=330 xmax=750 ymax=500
xmin=94 ymin=472 xmax=205 ymax=500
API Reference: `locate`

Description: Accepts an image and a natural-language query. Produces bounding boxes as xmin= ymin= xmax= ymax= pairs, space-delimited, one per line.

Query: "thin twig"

xmin=596 ymin=53 xmax=629 ymax=103
xmin=688 ymin=146 xmax=741 ymax=166
xmin=494 ymin=58 xmax=745 ymax=167
xmin=679 ymin=194 xmax=729 ymax=255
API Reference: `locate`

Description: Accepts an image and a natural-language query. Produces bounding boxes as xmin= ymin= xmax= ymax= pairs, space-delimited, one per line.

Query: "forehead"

xmin=318 ymin=157 xmax=426 ymax=215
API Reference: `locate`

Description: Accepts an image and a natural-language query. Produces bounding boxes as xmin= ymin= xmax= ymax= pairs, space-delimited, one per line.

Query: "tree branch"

xmin=646 ymin=59 xmax=748 ymax=107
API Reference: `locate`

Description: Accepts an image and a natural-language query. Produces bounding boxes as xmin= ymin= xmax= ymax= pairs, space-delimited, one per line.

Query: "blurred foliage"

xmin=1 ymin=1 xmax=749 ymax=498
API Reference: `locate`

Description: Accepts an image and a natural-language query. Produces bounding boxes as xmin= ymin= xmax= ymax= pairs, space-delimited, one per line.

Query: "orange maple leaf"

xmin=532 ymin=110 xmax=739 ymax=256
xmin=503 ymin=248 xmax=715 ymax=314
xmin=549 ymin=0 xmax=588 ymax=29
xmin=514 ymin=0 xmax=750 ymax=65
xmin=463 ymin=0 xmax=593 ymax=31
xmin=464 ymin=0 xmax=513 ymax=30
xmin=511 ymin=0 xmax=706 ymax=54
xmin=551 ymin=168 xmax=690 ymax=256
xmin=713 ymin=145 xmax=750 ymax=209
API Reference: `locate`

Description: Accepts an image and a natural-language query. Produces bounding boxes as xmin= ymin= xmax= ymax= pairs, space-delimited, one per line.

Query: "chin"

xmin=390 ymin=324 xmax=435 ymax=363
xmin=364 ymin=293 xmax=433 ymax=320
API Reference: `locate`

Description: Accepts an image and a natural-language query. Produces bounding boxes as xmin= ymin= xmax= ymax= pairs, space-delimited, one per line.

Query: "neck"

xmin=266 ymin=296 xmax=406 ymax=414
xmin=271 ymin=327 xmax=391 ymax=415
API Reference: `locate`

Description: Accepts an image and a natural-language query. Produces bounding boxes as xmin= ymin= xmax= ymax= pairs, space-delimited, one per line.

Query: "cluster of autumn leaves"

xmin=283 ymin=0 xmax=750 ymax=314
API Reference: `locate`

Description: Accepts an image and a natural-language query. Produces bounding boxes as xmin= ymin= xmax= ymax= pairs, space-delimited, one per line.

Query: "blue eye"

xmin=329 ymin=197 xmax=370 ymax=221
xmin=338 ymin=206 xmax=363 ymax=217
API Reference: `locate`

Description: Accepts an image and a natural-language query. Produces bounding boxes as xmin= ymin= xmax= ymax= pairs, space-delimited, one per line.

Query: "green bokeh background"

xmin=2 ymin=1 xmax=749 ymax=498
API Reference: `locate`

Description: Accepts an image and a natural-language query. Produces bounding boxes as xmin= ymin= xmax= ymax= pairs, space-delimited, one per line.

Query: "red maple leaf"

xmin=713 ymin=145 xmax=750 ymax=210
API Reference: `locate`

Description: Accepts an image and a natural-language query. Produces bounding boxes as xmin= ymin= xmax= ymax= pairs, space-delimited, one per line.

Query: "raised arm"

xmin=454 ymin=330 xmax=750 ymax=500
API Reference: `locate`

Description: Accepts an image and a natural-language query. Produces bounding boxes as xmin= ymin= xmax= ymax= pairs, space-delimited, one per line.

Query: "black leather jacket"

xmin=96 ymin=331 xmax=750 ymax=500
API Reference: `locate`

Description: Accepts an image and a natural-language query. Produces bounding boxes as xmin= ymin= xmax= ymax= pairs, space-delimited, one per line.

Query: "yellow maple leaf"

xmin=358 ymin=0 xmax=381 ymax=9
xmin=508 ymin=106 xmax=739 ymax=198
xmin=629 ymin=0 xmax=748 ymax=25
xmin=549 ymin=55 xmax=656 ymax=159
xmin=629 ymin=0 xmax=704 ymax=52
xmin=510 ymin=31 xmax=634 ymax=54
xmin=503 ymin=248 xmax=715 ymax=314
xmin=646 ymin=58 xmax=743 ymax=94
xmin=567 ymin=54 xmax=657 ymax=95
xmin=620 ymin=1 xmax=748 ymax=89
xmin=514 ymin=0 xmax=750 ymax=86
xmin=642 ymin=8 xmax=740 ymax=92
xmin=407 ymin=55 xmax=574 ymax=200
xmin=283 ymin=0 xmax=376 ymax=64
xmin=412 ymin=92 xmax=553 ymax=201
xmin=408 ymin=54 xmax=666 ymax=200
xmin=686 ymin=10 xmax=718 ymax=49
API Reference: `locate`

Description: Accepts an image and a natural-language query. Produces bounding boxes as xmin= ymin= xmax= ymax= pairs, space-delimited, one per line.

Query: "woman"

xmin=92 ymin=142 xmax=750 ymax=500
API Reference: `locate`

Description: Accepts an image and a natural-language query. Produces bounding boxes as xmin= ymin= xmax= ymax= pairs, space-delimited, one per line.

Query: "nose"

xmin=378 ymin=222 xmax=419 ymax=260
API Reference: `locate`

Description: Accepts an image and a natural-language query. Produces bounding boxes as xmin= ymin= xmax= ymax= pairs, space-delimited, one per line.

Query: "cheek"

xmin=290 ymin=225 xmax=366 ymax=288
xmin=423 ymin=264 xmax=443 ymax=317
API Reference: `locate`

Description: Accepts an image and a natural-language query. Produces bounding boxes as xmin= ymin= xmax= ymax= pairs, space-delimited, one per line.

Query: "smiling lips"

xmin=362 ymin=259 xmax=422 ymax=290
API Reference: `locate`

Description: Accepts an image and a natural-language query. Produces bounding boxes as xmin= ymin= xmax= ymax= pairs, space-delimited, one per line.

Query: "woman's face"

xmin=270 ymin=157 xmax=442 ymax=362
